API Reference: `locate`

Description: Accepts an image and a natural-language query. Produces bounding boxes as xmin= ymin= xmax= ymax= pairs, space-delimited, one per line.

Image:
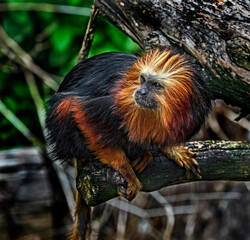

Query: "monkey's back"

xmin=46 ymin=52 xmax=138 ymax=161
xmin=58 ymin=52 xmax=138 ymax=97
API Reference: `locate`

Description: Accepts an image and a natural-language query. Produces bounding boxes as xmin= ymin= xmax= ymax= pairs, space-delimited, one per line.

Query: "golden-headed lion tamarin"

xmin=46 ymin=49 xmax=211 ymax=239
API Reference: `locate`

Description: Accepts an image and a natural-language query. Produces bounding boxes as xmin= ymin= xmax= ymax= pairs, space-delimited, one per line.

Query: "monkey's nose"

xmin=138 ymin=88 xmax=147 ymax=96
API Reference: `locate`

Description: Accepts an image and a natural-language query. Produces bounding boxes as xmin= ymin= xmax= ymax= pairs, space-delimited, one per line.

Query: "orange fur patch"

xmin=55 ymin=97 xmax=76 ymax=119
xmin=214 ymin=0 xmax=225 ymax=3
xmin=113 ymin=49 xmax=195 ymax=145
xmin=72 ymin=103 xmax=133 ymax=173
xmin=55 ymin=97 xmax=130 ymax=170
xmin=54 ymin=97 xmax=99 ymax=150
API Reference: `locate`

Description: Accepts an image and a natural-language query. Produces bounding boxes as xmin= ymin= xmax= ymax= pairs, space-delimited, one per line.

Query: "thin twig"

xmin=0 ymin=26 xmax=59 ymax=91
xmin=0 ymin=2 xmax=91 ymax=16
xmin=116 ymin=203 xmax=128 ymax=240
xmin=162 ymin=192 xmax=242 ymax=203
xmin=224 ymin=109 xmax=250 ymax=131
xmin=106 ymin=198 xmax=196 ymax=217
xmin=77 ymin=5 xmax=99 ymax=63
xmin=0 ymin=100 xmax=42 ymax=146
xmin=24 ymin=71 xmax=46 ymax=132
xmin=184 ymin=212 xmax=197 ymax=240
xmin=35 ymin=22 xmax=58 ymax=43
xmin=150 ymin=192 xmax=175 ymax=240
xmin=207 ymin=115 xmax=229 ymax=140
xmin=52 ymin=162 xmax=76 ymax=217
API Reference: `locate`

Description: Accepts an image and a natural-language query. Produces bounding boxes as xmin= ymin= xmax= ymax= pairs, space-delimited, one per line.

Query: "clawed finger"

xmin=131 ymin=157 xmax=141 ymax=168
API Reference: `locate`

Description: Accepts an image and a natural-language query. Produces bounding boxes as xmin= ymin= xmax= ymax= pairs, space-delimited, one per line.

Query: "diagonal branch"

xmin=0 ymin=26 xmax=59 ymax=91
xmin=77 ymin=5 xmax=99 ymax=63
xmin=0 ymin=2 xmax=91 ymax=16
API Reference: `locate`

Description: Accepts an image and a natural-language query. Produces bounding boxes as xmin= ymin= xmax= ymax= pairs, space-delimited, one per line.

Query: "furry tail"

xmin=69 ymin=190 xmax=91 ymax=240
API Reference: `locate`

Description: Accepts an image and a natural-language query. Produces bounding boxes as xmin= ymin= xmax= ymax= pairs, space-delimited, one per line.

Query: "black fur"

xmin=187 ymin=69 xmax=212 ymax=140
xmin=46 ymin=52 xmax=138 ymax=161
xmin=58 ymin=52 xmax=137 ymax=97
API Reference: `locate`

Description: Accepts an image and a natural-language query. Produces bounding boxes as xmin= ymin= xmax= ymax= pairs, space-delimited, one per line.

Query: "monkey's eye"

xmin=140 ymin=75 xmax=146 ymax=84
xmin=152 ymin=82 xmax=163 ymax=90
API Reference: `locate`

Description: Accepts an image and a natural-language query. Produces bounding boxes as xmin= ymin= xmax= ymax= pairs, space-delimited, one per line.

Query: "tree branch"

xmin=76 ymin=140 xmax=250 ymax=206
xmin=77 ymin=5 xmax=99 ymax=63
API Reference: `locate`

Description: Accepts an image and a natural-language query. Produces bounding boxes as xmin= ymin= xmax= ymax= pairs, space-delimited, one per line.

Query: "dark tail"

xmin=69 ymin=190 xmax=91 ymax=240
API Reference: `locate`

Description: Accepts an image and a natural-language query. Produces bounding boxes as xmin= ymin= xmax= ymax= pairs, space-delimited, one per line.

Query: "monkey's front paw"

xmin=117 ymin=177 xmax=142 ymax=201
xmin=132 ymin=151 xmax=153 ymax=174
xmin=163 ymin=146 xmax=202 ymax=179
xmin=178 ymin=149 xmax=201 ymax=179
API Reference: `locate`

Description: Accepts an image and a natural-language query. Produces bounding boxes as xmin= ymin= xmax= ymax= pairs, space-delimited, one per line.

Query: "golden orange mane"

xmin=113 ymin=49 xmax=196 ymax=146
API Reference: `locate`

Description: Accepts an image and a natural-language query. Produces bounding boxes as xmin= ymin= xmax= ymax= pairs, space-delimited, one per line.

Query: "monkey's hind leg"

xmin=95 ymin=147 xmax=142 ymax=201
xmin=162 ymin=146 xmax=202 ymax=179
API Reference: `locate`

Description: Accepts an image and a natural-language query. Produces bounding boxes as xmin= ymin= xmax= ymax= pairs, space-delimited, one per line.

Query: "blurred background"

xmin=0 ymin=1 xmax=249 ymax=240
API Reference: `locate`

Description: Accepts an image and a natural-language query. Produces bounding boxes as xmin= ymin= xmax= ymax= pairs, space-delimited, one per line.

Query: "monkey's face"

xmin=134 ymin=74 xmax=164 ymax=109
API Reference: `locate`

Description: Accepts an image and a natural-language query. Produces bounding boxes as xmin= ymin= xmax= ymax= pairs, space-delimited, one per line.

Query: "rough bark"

xmin=94 ymin=0 xmax=250 ymax=118
xmin=77 ymin=5 xmax=99 ymax=63
xmin=76 ymin=140 xmax=250 ymax=206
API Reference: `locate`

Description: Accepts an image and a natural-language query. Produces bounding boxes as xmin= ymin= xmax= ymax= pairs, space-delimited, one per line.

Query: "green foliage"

xmin=0 ymin=0 xmax=141 ymax=149
xmin=89 ymin=18 xmax=141 ymax=57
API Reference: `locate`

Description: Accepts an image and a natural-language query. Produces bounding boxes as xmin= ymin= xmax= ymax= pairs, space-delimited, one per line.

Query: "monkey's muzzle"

xmin=134 ymin=89 xmax=157 ymax=109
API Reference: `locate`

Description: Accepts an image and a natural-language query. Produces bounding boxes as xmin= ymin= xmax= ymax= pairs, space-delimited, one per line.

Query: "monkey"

xmin=45 ymin=49 xmax=212 ymax=239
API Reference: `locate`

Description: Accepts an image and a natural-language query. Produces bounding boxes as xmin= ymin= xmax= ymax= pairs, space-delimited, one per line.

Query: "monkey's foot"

xmin=162 ymin=146 xmax=201 ymax=179
xmin=117 ymin=165 xmax=142 ymax=201
xmin=131 ymin=151 xmax=153 ymax=174
xmin=117 ymin=176 xmax=142 ymax=201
